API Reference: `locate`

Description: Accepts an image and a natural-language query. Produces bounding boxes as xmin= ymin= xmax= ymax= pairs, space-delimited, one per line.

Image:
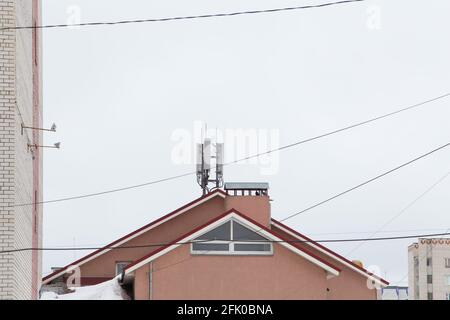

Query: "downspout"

xmin=149 ymin=262 xmax=154 ymax=300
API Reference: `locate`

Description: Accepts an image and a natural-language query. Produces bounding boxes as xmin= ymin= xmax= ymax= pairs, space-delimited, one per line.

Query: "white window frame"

xmin=191 ymin=219 xmax=273 ymax=256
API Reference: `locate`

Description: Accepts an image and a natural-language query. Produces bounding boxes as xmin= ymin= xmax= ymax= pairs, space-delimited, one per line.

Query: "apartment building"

xmin=0 ymin=0 xmax=43 ymax=299
xmin=408 ymin=238 xmax=450 ymax=300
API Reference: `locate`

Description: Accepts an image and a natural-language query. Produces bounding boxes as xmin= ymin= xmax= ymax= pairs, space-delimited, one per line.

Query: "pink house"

xmin=42 ymin=185 xmax=388 ymax=299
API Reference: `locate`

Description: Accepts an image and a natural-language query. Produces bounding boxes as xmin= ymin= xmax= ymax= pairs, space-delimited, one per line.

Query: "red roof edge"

xmin=271 ymin=218 xmax=389 ymax=285
xmin=124 ymin=208 xmax=342 ymax=273
xmin=42 ymin=189 xmax=227 ymax=283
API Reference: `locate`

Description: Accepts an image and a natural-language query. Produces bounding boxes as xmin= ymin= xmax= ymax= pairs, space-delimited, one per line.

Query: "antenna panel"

xmin=216 ymin=143 xmax=224 ymax=176
xmin=196 ymin=143 xmax=203 ymax=174
xmin=203 ymin=138 xmax=211 ymax=170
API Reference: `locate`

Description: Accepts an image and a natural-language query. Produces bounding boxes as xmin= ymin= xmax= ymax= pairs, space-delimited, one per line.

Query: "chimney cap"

xmin=224 ymin=182 xmax=269 ymax=191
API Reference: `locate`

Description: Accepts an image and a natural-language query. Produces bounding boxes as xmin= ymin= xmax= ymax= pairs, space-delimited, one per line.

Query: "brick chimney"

xmin=223 ymin=183 xmax=271 ymax=227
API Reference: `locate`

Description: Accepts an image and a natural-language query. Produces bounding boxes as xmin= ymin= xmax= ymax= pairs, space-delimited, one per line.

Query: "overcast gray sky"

xmin=41 ymin=0 xmax=450 ymax=285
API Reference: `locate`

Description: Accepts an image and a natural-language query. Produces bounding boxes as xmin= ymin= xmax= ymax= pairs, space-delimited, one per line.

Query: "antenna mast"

xmin=196 ymin=138 xmax=224 ymax=195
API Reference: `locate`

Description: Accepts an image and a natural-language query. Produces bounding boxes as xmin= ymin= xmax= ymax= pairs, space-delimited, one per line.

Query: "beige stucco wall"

xmin=408 ymin=244 xmax=418 ymax=299
xmin=224 ymin=195 xmax=271 ymax=227
xmin=271 ymin=225 xmax=377 ymax=300
xmin=428 ymin=241 xmax=450 ymax=300
xmin=134 ymin=242 xmax=329 ymax=300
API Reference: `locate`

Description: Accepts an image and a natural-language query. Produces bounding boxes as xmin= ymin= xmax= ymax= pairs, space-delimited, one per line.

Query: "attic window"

xmin=115 ymin=262 xmax=131 ymax=275
xmin=191 ymin=220 xmax=272 ymax=255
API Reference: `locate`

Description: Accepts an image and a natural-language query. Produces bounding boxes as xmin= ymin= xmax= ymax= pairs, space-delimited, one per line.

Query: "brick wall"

xmin=0 ymin=0 xmax=17 ymax=300
xmin=0 ymin=0 xmax=42 ymax=300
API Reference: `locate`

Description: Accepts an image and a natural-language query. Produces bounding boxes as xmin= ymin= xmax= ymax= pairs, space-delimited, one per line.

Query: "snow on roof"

xmin=40 ymin=278 xmax=130 ymax=300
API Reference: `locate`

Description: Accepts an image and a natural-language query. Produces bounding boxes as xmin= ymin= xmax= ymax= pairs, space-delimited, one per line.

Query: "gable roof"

xmin=123 ymin=209 xmax=341 ymax=276
xmin=42 ymin=190 xmax=227 ymax=285
xmin=271 ymin=219 xmax=389 ymax=286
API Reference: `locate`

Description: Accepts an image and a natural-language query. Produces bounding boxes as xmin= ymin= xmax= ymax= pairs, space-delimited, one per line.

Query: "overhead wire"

xmin=3 ymin=230 xmax=450 ymax=254
xmin=13 ymin=92 xmax=450 ymax=207
xmin=1 ymin=0 xmax=366 ymax=31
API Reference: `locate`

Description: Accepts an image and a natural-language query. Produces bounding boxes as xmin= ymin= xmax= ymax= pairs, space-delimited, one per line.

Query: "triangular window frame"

xmin=191 ymin=219 xmax=273 ymax=255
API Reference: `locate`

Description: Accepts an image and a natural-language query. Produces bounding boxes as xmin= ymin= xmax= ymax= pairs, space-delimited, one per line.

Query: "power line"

xmin=2 ymin=230 xmax=450 ymax=254
xmin=346 ymin=168 xmax=450 ymax=255
xmin=1 ymin=0 xmax=366 ymax=32
xmin=280 ymin=141 xmax=450 ymax=222
xmin=13 ymin=92 xmax=450 ymax=207
xmin=43 ymin=227 xmax=449 ymax=246
xmin=32 ymin=151 xmax=450 ymax=278
xmin=226 ymin=92 xmax=450 ymax=165
xmin=310 ymin=227 xmax=449 ymax=236
xmin=13 ymin=171 xmax=195 ymax=207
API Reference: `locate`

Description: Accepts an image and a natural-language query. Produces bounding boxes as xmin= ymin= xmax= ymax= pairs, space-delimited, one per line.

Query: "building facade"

xmin=43 ymin=186 xmax=388 ymax=300
xmin=408 ymin=238 xmax=450 ymax=300
xmin=0 ymin=0 xmax=43 ymax=300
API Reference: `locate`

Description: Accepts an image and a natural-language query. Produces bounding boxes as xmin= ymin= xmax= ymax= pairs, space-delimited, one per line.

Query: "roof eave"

xmin=42 ymin=190 xmax=227 ymax=285
xmin=270 ymin=219 xmax=389 ymax=287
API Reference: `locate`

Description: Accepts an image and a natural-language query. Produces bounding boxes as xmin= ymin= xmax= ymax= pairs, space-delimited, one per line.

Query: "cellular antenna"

xmin=196 ymin=137 xmax=224 ymax=195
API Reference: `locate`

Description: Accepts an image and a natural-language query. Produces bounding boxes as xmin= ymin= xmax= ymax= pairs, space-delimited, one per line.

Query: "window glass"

xmin=234 ymin=243 xmax=271 ymax=252
xmin=196 ymin=221 xmax=231 ymax=241
xmin=191 ymin=219 xmax=272 ymax=255
xmin=427 ymin=275 xmax=433 ymax=284
xmin=233 ymin=221 xmax=267 ymax=241
xmin=115 ymin=262 xmax=131 ymax=275
xmin=192 ymin=243 xmax=229 ymax=251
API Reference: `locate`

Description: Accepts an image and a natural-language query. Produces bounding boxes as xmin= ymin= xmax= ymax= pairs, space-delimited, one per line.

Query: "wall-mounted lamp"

xmin=28 ymin=142 xmax=61 ymax=151
xmin=21 ymin=123 xmax=57 ymax=135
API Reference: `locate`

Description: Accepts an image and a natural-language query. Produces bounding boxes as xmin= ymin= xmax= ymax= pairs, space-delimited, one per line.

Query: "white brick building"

xmin=408 ymin=238 xmax=450 ymax=300
xmin=0 ymin=0 xmax=42 ymax=300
